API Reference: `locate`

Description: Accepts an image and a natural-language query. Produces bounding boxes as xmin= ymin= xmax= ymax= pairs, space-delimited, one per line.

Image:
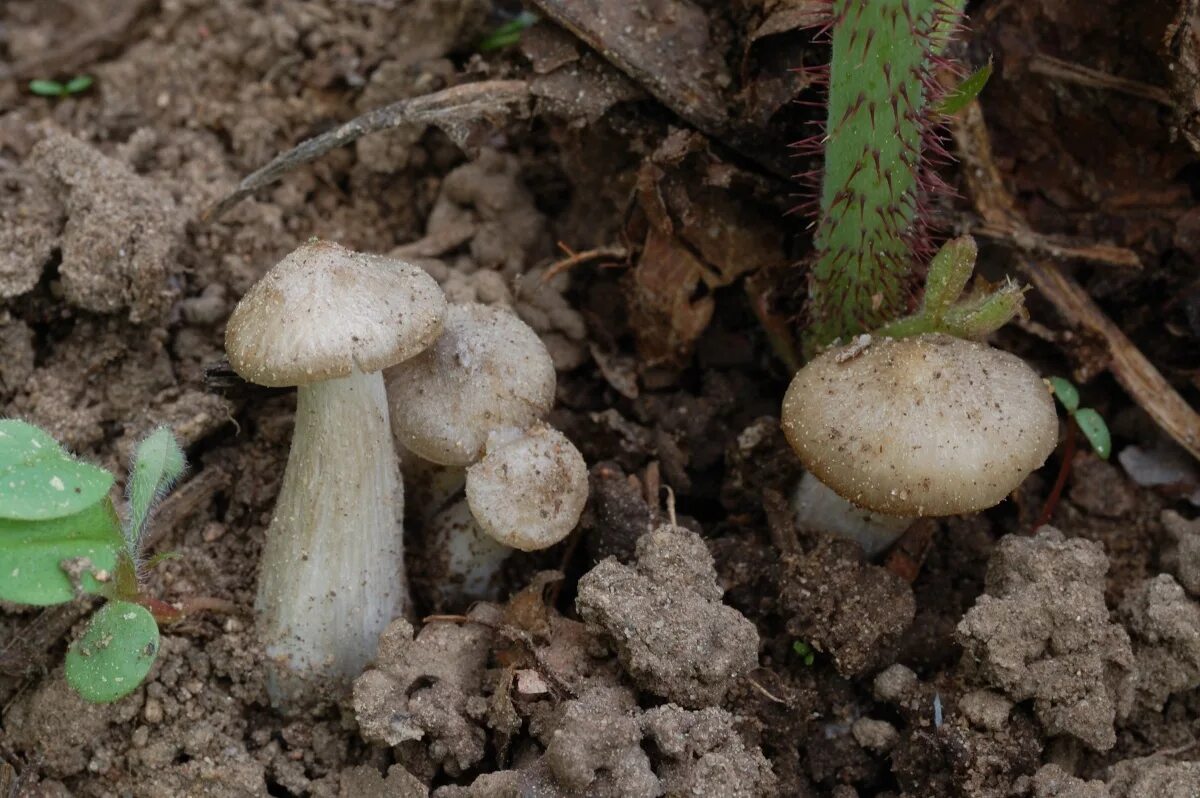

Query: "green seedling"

xmin=936 ymin=60 xmax=993 ymax=116
xmin=1031 ymin=378 xmax=1112 ymax=531
xmin=792 ymin=640 xmax=816 ymax=666
xmin=0 ymin=421 xmax=185 ymax=703
xmin=28 ymin=75 xmax=95 ymax=99
xmin=478 ymin=11 xmax=538 ymax=52
xmin=1047 ymin=377 xmax=1111 ymax=459
xmin=874 ymin=235 xmax=1026 ymax=341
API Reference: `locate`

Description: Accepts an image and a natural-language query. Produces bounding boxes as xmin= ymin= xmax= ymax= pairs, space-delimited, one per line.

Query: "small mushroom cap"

xmin=465 ymin=424 xmax=588 ymax=551
xmin=226 ymin=240 xmax=446 ymax=387
xmin=386 ymin=302 xmax=556 ymax=466
xmin=781 ymin=333 xmax=1057 ymax=516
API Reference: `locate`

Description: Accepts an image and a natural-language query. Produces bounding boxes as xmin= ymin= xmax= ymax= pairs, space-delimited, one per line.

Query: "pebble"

xmin=143 ymin=697 xmax=164 ymax=724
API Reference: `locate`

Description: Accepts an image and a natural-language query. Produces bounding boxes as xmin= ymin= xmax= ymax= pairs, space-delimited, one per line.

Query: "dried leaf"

xmin=625 ymin=228 xmax=715 ymax=371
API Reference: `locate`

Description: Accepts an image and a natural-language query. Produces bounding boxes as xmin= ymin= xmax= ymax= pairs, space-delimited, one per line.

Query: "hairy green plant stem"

xmin=807 ymin=0 xmax=948 ymax=349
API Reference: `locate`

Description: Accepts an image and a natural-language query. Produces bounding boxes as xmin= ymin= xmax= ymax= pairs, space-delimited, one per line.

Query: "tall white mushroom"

xmin=781 ymin=333 xmax=1057 ymax=548
xmin=226 ymin=240 xmax=446 ymax=708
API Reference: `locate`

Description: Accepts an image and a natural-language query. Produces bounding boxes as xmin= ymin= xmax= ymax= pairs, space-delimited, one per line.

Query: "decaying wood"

xmin=0 ymin=601 xmax=93 ymax=688
xmin=954 ymin=100 xmax=1200 ymax=461
xmin=204 ymin=80 xmax=532 ymax=220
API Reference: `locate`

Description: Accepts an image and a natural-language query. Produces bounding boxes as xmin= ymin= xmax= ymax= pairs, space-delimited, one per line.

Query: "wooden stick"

xmin=204 ymin=80 xmax=531 ymax=220
xmin=952 ymin=100 xmax=1200 ymax=461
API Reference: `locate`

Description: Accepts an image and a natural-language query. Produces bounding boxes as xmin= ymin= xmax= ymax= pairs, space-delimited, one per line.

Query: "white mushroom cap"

xmin=782 ymin=333 xmax=1057 ymax=516
xmin=226 ymin=239 xmax=446 ymax=387
xmin=386 ymin=302 xmax=556 ymax=466
xmin=465 ymin=424 xmax=588 ymax=551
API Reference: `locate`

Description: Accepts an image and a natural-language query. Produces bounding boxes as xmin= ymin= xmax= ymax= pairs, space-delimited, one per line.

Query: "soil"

xmin=2 ymin=0 xmax=1200 ymax=796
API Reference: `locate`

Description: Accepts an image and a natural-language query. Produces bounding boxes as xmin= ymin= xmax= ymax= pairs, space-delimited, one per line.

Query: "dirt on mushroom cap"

xmin=225 ymin=240 xmax=446 ymax=387
xmin=386 ymin=302 xmax=556 ymax=466
xmin=782 ymin=333 xmax=1058 ymax=516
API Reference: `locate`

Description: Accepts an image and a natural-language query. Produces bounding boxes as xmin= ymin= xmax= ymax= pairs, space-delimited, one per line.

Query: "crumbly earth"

xmin=957 ymin=529 xmax=1136 ymax=752
xmin=575 ymin=524 xmax=760 ymax=709
xmin=351 ymin=580 xmax=773 ymax=796
xmin=1118 ymin=574 xmax=1200 ymax=714
xmin=780 ymin=534 xmax=916 ymax=678
xmin=27 ymin=131 xmax=183 ymax=323
xmin=2 ymin=0 xmax=1200 ymax=795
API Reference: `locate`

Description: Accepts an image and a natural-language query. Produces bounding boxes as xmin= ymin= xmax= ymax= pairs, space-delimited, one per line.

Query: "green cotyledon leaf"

xmin=0 ymin=420 xmax=114 ymax=521
xmin=1074 ymin=408 xmax=1112 ymax=460
xmin=0 ymin=499 xmax=123 ymax=605
xmin=65 ymin=600 xmax=159 ymax=703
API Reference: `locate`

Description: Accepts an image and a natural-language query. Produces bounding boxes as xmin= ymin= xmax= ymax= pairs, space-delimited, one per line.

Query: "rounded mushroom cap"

xmin=226 ymin=240 xmax=446 ymax=387
xmin=781 ymin=333 xmax=1057 ymax=516
xmin=386 ymin=302 xmax=556 ymax=466
xmin=465 ymin=424 xmax=588 ymax=551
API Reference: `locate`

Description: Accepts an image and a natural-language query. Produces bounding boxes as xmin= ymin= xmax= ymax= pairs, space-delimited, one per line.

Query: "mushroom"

xmin=386 ymin=302 xmax=555 ymax=466
xmin=781 ymin=333 xmax=1057 ymax=521
xmin=387 ymin=302 xmax=586 ymax=605
xmin=424 ymin=498 xmax=510 ymax=607
xmin=225 ymin=239 xmax=446 ymax=707
xmin=466 ymin=424 xmax=589 ymax=552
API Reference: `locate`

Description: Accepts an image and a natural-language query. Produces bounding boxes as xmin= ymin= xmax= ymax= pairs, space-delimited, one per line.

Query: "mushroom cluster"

xmin=387 ymin=302 xmax=588 ymax=605
xmin=225 ymin=242 xmax=588 ymax=709
xmin=781 ymin=333 xmax=1058 ymax=552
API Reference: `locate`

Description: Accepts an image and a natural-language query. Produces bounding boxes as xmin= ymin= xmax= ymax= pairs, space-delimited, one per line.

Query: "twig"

xmin=422 ymin=613 xmax=474 ymax=624
xmin=1144 ymin=740 xmax=1200 ymax=760
xmin=953 ymin=100 xmax=1200 ymax=462
xmin=543 ymin=243 xmax=628 ymax=281
xmin=1022 ymin=259 xmax=1200 ymax=460
xmin=204 ymin=80 xmax=531 ymax=220
xmin=744 ymin=674 xmax=788 ymax=705
xmin=970 ymin=222 xmax=1141 ymax=270
xmin=1028 ymin=53 xmax=1173 ymax=107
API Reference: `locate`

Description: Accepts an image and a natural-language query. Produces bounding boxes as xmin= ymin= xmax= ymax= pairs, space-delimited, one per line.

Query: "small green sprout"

xmin=28 ymin=75 xmax=95 ymax=98
xmin=936 ymin=61 xmax=993 ymax=116
xmin=792 ymin=640 xmax=816 ymax=667
xmin=478 ymin=11 xmax=538 ymax=52
xmin=1031 ymin=377 xmax=1112 ymax=531
xmin=875 ymin=235 xmax=1026 ymax=342
xmin=1048 ymin=377 xmax=1111 ymax=459
xmin=0 ymin=421 xmax=185 ymax=703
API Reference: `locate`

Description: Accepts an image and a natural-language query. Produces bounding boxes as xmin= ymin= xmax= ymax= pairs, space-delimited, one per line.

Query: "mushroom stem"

xmin=425 ymin=499 xmax=511 ymax=609
xmin=791 ymin=471 xmax=912 ymax=558
xmin=257 ymin=371 xmax=406 ymax=708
